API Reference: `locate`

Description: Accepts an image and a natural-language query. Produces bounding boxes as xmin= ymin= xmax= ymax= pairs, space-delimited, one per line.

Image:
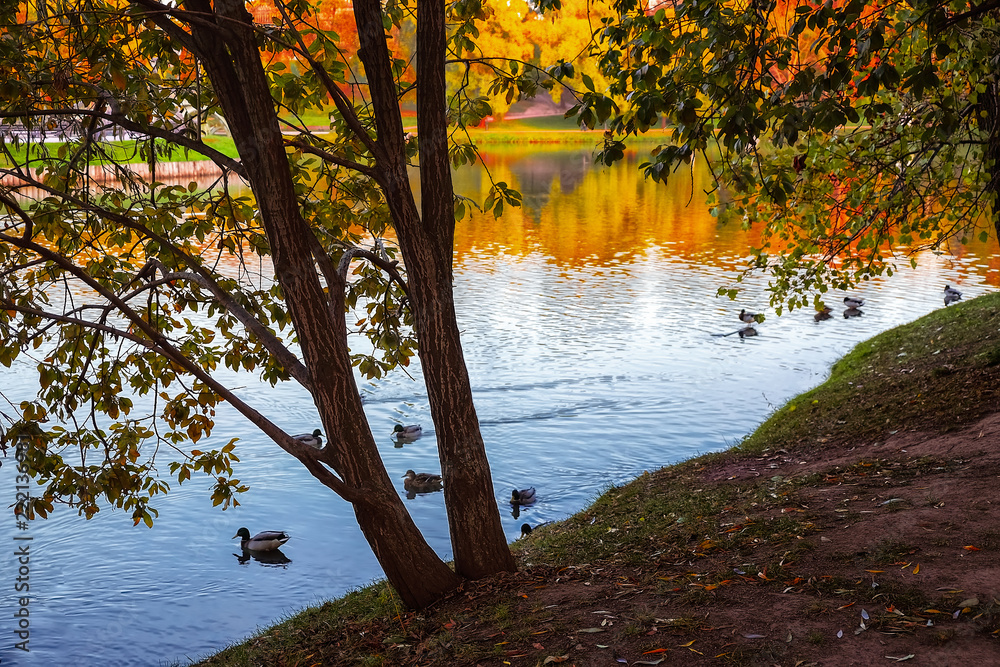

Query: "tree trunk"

xmin=188 ymin=0 xmax=461 ymax=609
xmin=414 ymin=0 xmax=518 ymax=579
xmin=979 ymin=78 xmax=1000 ymax=242
xmin=353 ymin=0 xmax=518 ymax=580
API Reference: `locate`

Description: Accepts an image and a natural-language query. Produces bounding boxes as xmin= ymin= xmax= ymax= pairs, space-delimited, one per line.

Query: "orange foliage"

xmin=247 ymin=0 xmax=369 ymax=71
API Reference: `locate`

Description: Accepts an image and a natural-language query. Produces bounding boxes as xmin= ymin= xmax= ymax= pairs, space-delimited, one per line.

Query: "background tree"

xmin=0 ymin=0 xmax=518 ymax=609
xmin=578 ymin=0 xmax=1000 ymax=309
xmin=444 ymin=0 xmax=613 ymax=118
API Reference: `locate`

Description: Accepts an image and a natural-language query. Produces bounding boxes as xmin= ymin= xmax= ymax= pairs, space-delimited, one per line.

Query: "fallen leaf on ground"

xmin=542 ymin=655 xmax=569 ymax=664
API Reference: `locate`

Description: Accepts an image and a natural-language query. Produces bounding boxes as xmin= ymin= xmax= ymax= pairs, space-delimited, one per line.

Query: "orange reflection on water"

xmin=453 ymin=148 xmax=762 ymax=269
xmin=452 ymin=147 xmax=999 ymax=288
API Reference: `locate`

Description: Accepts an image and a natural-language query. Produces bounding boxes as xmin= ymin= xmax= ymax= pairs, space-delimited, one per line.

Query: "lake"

xmin=0 ymin=146 xmax=996 ymax=666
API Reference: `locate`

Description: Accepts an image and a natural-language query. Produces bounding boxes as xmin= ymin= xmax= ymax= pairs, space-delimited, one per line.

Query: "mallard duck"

xmin=392 ymin=424 xmax=423 ymax=439
xmin=944 ymin=285 xmax=962 ymax=306
xmin=813 ymin=306 xmax=832 ymax=322
xmin=520 ymin=523 xmax=533 ymax=537
xmin=293 ymin=429 xmax=323 ymax=448
xmin=738 ymin=309 xmax=758 ymax=324
xmin=738 ymin=326 xmax=757 ymax=338
xmin=843 ymin=296 xmax=865 ymax=309
xmin=233 ymin=527 xmax=290 ymax=552
xmin=843 ymin=307 xmax=863 ymax=318
xmin=402 ymin=469 xmax=442 ymax=493
xmin=511 ymin=487 xmax=536 ymax=505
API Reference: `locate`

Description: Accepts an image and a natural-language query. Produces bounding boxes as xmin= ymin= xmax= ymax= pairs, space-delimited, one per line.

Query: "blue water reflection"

xmin=0 ymin=148 xmax=995 ymax=666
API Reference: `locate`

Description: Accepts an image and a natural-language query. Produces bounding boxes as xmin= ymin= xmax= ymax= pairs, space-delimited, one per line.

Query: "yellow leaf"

xmin=111 ymin=68 xmax=127 ymax=90
xmin=678 ymin=640 xmax=696 ymax=647
xmin=913 ymin=564 xmax=920 ymax=574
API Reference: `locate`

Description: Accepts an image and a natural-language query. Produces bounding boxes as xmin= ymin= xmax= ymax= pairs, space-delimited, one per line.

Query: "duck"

xmin=843 ymin=296 xmax=865 ymax=309
xmin=520 ymin=523 xmax=533 ymax=537
xmin=511 ymin=487 xmax=537 ymax=505
xmin=944 ymin=285 xmax=962 ymax=306
xmin=293 ymin=429 xmax=323 ymax=448
xmin=738 ymin=326 xmax=757 ymax=338
xmin=392 ymin=424 xmax=423 ymax=439
xmin=233 ymin=527 xmax=290 ymax=552
xmin=843 ymin=307 xmax=863 ymax=318
xmin=813 ymin=306 xmax=832 ymax=322
xmin=402 ymin=469 xmax=442 ymax=493
xmin=738 ymin=309 xmax=758 ymax=324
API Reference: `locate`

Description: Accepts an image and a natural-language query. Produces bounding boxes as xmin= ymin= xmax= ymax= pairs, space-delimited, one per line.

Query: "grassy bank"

xmin=1 ymin=117 xmax=667 ymax=169
xmin=192 ymin=291 xmax=1000 ymax=666
xmin=460 ymin=115 xmax=669 ymax=146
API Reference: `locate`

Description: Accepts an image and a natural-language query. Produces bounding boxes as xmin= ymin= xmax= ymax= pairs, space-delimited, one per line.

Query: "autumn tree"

xmin=578 ymin=0 xmax=1000 ymax=308
xmin=444 ymin=0 xmax=613 ymax=118
xmin=0 ymin=0 xmax=521 ymax=609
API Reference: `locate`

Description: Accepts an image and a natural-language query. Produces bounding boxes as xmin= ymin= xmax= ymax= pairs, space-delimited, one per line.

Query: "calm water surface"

xmin=0 ymin=148 xmax=997 ymax=666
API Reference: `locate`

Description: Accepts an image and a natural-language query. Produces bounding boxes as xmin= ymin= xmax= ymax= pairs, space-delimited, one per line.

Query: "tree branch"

xmin=336 ymin=246 xmax=410 ymax=297
xmin=284 ymin=138 xmax=377 ymax=177
xmin=131 ymin=259 xmax=313 ymax=391
xmin=271 ymin=0 xmax=382 ymax=159
xmin=0 ymin=107 xmax=246 ymax=177
xmin=0 ymin=228 xmax=362 ymax=503
xmin=0 ymin=186 xmax=310 ymax=391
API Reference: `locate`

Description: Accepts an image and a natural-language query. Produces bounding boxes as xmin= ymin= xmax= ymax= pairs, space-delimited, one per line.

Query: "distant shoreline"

xmin=0 ymin=126 xmax=671 ymax=185
xmin=0 ymin=159 xmax=224 ymax=186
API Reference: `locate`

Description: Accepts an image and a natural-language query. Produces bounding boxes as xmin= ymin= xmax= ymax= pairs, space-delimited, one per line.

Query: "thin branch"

xmin=284 ymin=138 xmax=377 ymax=177
xmin=131 ymin=259 xmax=313 ymax=391
xmin=0 ymin=107 xmax=246 ymax=177
xmin=271 ymin=0 xmax=381 ymax=158
xmin=336 ymin=246 xmax=409 ymax=296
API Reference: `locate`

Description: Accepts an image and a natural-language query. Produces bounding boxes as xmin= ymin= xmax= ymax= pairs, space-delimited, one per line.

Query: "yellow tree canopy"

xmin=452 ymin=0 xmax=614 ymax=118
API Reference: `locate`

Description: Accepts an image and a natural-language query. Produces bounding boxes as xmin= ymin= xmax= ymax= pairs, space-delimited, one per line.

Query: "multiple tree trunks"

xmin=149 ymin=0 xmax=512 ymax=607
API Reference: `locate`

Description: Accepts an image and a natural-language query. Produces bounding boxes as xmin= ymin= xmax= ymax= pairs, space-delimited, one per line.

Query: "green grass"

xmin=738 ymin=292 xmax=1000 ymax=454
xmin=191 ymin=582 xmax=406 ymax=666
xmin=0 ymin=136 xmax=240 ymax=166
xmin=1 ymin=117 xmax=666 ymax=170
